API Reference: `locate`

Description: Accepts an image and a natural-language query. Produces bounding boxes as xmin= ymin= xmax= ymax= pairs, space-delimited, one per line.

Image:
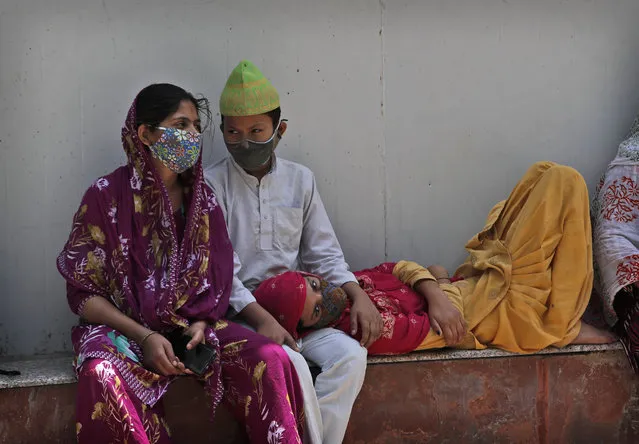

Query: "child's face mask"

xmin=225 ymin=120 xmax=286 ymax=171
xmin=149 ymin=127 xmax=202 ymax=173
xmin=314 ymin=280 xmax=349 ymax=329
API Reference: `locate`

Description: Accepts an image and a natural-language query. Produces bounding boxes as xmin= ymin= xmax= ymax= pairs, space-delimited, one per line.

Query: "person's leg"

xmin=300 ymin=328 xmax=367 ymax=444
xmin=216 ymin=321 xmax=304 ymax=444
xmin=614 ymin=286 xmax=639 ymax=372
xmin=283 ymin=345 xmax=324 ymax=444
xmin=228 ymin=320 xmax=323 ymax=444
xmin=466 ymin=162 xmax=613 ymax=351
xmin=76 ymin=358 xmax=171 ymax=444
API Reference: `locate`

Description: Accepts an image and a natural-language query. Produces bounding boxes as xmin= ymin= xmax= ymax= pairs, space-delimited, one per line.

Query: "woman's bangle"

xmin=140 ymin=331 xmax=157 ymax=346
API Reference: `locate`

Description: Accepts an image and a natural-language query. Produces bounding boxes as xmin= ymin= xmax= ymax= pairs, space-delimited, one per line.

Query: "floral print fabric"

xmin=593 ymin=115 xmax=639 ymax=325
xmin=149 ymin=127 xmax=202 ymax=174
xmin=75 ymin=321 xmax=304 ymax=444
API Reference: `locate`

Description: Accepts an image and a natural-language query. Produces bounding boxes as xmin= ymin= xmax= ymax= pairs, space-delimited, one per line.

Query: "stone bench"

xmin=2 ymin=343 xmax=638 ymax=443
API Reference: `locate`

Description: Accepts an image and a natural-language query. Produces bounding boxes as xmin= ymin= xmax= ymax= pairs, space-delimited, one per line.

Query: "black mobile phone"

xmin=166 ymin=331 xmax=216 ymax=376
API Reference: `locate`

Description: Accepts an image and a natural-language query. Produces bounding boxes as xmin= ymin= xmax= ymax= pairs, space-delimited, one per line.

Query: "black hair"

xmin=220 ymin=107 xmax=281 ymax=129
xmin=135 ymin=83 xmax=212 ymax=131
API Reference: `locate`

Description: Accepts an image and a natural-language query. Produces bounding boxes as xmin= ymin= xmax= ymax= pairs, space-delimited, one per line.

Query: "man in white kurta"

xmin=206 ymin=60 xmax=382 ymax=443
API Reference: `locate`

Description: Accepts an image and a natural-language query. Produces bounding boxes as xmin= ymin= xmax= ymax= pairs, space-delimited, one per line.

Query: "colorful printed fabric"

xmin=592 ymin=116 xmax=639 ymax=326
xmin=216 ymin=320 xmax=304 ymax=444
xmin=592 ymin=115 xmax=639 ymax=371
xmin=148 ymin=127 xmax=202 ymax=173
xmin=75 ymin=359 xmax=172 ymax=444
xmin=219 ymin=60 xmax=280 ymax=117
xmin=75 ymin=321 xmax=304 ymax=444
xmin=351 ymin=263 xmax=432 ymax=355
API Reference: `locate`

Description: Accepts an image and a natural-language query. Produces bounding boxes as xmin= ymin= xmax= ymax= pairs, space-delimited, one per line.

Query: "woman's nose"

xmin=187 ymin=123 xmax=200 ymax=133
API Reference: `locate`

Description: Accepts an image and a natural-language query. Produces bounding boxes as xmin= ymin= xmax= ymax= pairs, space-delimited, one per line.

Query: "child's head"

xmin=219 ymin=60 xmax=287 ymax=174
xmin=254 ymin=271 xmax=348 ymax=337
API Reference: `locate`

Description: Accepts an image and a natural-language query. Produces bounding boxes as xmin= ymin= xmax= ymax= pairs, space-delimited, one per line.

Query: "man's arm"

xmin=298 ymin=173 xmax=355 ymax=284
xmin=298 ymin=173 xmax=382 ymax=347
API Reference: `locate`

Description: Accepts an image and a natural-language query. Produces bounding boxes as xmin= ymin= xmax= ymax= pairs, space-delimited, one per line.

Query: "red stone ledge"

xmin=1 ymin=344 xmax=637 ymax=443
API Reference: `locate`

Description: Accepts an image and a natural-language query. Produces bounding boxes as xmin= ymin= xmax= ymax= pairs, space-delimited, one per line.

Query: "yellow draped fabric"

xmin=399 ymin=162 xmax=592 ymax=353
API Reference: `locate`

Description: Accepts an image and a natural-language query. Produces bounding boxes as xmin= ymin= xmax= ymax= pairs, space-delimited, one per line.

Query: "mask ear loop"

xmin=218 ymin=117 xmax=288 ymax=147
xmin=276 ymin=119 xmax=288 ymax=140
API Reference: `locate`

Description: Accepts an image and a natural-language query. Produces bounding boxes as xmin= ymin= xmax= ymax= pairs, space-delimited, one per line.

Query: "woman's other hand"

xmin=141 ymin=332 xmax=186 ymax=376
xmin=184 ymin=320 xmax=207 ymax=350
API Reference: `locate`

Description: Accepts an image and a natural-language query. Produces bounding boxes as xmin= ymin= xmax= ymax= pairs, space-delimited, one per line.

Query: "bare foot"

xmin=571 ymin=322 xmax=617 ymax=345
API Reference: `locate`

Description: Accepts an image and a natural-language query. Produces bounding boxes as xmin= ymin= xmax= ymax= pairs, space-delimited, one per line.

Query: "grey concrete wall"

xmin=1 ymin=0 xmax=639 ymax=356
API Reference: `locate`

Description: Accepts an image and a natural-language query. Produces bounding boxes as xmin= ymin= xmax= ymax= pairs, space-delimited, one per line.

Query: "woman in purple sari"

xmin=57 ymin=84 xmax=304 ymax=444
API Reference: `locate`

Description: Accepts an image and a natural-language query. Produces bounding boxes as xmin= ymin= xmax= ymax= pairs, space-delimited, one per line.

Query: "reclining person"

xmin=255 ymin=162 xmax=616 ymax=354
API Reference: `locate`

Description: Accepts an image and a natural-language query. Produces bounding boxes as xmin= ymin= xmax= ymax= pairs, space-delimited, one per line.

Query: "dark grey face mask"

xmin=225 ymin=121 xmax=285 ymax=171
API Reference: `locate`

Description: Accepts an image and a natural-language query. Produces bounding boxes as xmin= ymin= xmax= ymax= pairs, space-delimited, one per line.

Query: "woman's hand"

xmin=415 ymin=279 xmax=466 ymax=346
xmin=184 ymin=320 xmax=207 ymax=350
xmin=141 ymin=332 xmax=186 ymax=376
xmin=427 ymin=295 xmax=466 ymax=346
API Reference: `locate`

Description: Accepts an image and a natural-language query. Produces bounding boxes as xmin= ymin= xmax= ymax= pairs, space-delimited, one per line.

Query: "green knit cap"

xmin=219 ymin=60 xmax=280 ymax=117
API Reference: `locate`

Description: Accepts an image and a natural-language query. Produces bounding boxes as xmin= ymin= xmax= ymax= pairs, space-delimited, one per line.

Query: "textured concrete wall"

xmin=2 ymin=0 xmax=639 ymax=355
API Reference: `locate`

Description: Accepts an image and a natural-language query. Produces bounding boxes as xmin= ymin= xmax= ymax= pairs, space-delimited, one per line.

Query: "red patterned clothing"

xmin=346 ymin=263 xmax=432 ymax=355
xmin=254 ymin=263 xmax=434 ymax=356
xmin=593 ymin=115 xmax=639 ymax=371
xmin=592 ymin=117 xmax=639 ymax=325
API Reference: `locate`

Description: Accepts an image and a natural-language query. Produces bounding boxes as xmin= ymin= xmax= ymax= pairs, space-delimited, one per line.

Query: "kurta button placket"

xmin=258 ymin=178 xmax=273 ymax=250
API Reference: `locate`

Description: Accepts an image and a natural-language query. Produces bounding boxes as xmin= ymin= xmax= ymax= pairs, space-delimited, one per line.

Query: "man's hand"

xmin=256 ymin=316 xmax=300 ymax=351
xmin=239 ymin=302 xmax=300 ymax=352
xmin=343 ymin=282 xmax=383 ymax=348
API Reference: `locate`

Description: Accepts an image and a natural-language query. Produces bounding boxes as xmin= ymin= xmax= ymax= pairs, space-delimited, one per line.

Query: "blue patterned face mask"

xmin=148 ymin=127 xmax=202 ymax=173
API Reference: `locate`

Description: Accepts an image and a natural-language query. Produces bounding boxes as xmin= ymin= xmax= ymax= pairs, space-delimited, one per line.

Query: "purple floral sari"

xmin=57 ymin=96 xmax=234 ymax=408
xmin=58 ymin=94 xmax=304 ymax=444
